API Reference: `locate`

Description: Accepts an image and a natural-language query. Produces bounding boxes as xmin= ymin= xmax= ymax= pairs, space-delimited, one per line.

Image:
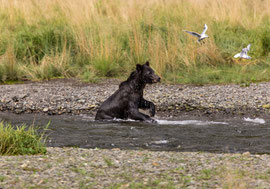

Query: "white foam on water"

xmin=150 ymin=140 xmax=169 ymax=144
xmin=157 ymin=119 xmax=228 ymax=125
xmin=83 ymin=115 xmax=230 ymax=125
xmin=244 ymin=117 xmax=266 ymax=124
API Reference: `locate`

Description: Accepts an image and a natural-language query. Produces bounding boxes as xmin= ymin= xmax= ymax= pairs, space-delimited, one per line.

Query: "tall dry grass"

xmin=0 ymin=0 xmax=269 ymax=83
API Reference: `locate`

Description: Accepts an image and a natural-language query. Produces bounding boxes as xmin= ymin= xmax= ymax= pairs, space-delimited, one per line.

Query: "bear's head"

xmin=136 ymin=61 xmax=161 ymax=84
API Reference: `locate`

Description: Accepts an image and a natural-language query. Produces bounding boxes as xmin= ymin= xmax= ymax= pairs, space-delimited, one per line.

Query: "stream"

xmin=1 ymin=112 xmax=270 ymax=154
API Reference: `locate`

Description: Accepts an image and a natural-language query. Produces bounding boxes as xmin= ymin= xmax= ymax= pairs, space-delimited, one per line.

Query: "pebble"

xmin=0 ymin=79 xmax=270 ymax=117
xmin=243 ymin=151 xmax=251 ymax=156
xmin=1 ymin=147 xmax=270 ymax=188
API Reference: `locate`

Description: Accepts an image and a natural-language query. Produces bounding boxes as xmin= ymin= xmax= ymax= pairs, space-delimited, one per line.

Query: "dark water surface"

xmin=1 ymin=112 xmax=270 ymax=154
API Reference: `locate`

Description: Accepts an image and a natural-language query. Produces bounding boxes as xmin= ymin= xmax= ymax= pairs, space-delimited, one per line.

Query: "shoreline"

xmin=1 ymin=79 xmax=270 ymax=188
xmin=1 ymin=147 xmax=270 ymax=188
xmin=0 ymin=78 xmax=270 ymax=119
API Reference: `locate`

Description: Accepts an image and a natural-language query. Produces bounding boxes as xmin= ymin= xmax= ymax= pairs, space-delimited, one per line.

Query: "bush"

xmin=0 ymin=122 xmax=48 ymax=156
xmin=93 ymin=58 xmax=119 ymax=77
xmin=0 ymin=64 xmax=4 ymax=82
xmin=13 ymin=18 xmax=76 ymax=63
xmin=261 ymin=30 xmax=270 ymax=56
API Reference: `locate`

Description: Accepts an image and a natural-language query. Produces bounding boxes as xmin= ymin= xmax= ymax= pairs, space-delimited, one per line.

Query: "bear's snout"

xmin=152 ymin=76 xmax=161 ymax=83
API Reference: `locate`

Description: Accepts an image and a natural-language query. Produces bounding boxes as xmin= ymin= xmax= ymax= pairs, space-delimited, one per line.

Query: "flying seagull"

xmin=234 ymin=44 xmax=251 ymax=59
xmin=183 ymin=24 xmax=209 ymax=44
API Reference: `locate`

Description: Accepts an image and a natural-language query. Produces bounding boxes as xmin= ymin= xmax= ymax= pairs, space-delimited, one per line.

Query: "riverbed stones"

xmin=1 ymin=147 xmax=270 ymax=188
xmin=0 ymin=79 xmax=270 ymax=117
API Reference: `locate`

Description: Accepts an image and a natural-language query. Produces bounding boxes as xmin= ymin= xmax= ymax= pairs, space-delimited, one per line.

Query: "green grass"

xmin=103 ymin=156 xmax=114 ymax=167
xmin=109 ymin=180 xmax=177 ymax=189
xmin=197 ymin=169 xmax=216 ymax=180
xmin=0 ymin=175 xmax=5 ymax=182
xmin=0 ymin=122 xmax=48 ymax=156
xmin=170 ymin=63 xmax=270 ymax=85
xmin=0 ymin=0 xmax=270 ymax=85
xmin=70 ymin=166 xmax=87 ymax=176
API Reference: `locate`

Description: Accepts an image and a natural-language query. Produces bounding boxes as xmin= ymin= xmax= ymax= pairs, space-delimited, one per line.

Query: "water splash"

xmin=156 ymin=120 xmax=228 ymax=125
xmin=244 ymin=117 xmax=266 ymax=124
xmin=150 ymin=140 xmax=169 ymax=144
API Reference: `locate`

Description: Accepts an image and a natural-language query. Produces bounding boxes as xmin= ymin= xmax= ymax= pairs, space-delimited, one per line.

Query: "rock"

xmin=88 ymin=104 xmax=97 ymax=109
xmin=0 ymin=79 xmax=270 ymax=117
xmin=242 ymin=151 xmax=251 ymax=156
xmin=77 ymin=99 xmax=86 ymax=103
xmin=12 ymin=96 xmax=19 ymax=102
xmin=262 ymin=104 xmax=270 ymax=109
xmin=157 ymin=182 xmax=169 ymax=187
xmin=15 ymin=109 xmax=23 ymax=114
xmin=21 ymin=163 xmax=28 ymax=169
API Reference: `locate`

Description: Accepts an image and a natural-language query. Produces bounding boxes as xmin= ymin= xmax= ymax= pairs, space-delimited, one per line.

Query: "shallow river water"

xmin=1 ymin=112 xmax=270 ymax=154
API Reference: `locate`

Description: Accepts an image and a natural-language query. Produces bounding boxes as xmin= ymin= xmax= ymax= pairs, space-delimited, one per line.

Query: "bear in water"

xmin=95 ymin=61 xmax=160 ymax=123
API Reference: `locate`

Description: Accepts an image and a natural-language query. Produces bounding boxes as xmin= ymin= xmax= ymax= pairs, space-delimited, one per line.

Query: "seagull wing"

xmin=234 ymin=53 xmax=241 ymax=58
xmin=201 ymin=24 xmax=208 ymax=35
xmin=246 ymin=44 xmax=251 ymax=51
xmin=183 ymin=30 xmax=201 ymax=38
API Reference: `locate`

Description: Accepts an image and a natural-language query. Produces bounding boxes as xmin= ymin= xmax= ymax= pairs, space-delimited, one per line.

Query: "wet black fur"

xmin=95 ymin=61 xmax=160 ymax=122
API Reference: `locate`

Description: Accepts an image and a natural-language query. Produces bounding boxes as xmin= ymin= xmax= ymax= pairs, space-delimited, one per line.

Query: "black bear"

xmin=95 ymin=61 xmax=160 ymax=123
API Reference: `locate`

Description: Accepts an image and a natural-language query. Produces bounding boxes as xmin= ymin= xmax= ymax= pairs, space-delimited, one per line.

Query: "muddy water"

xmin=1 ymin=112 xmax=270 ymax=154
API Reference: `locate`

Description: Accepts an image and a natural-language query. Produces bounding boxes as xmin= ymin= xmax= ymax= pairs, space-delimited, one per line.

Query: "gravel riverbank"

xmin=0 ymin=79 xmax=270 ymax=118
xmin=1 ymin=147 xmax=270 ymax=188
xmin=1 ymin=79 xmax=270 ymax=188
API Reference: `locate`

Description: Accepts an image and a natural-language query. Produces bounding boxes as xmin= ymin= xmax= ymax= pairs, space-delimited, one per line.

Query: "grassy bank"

xmin=0 ymin=0 xmax=270 ymax=84
xmin=0 ymin=122 xmax=47 ymax=155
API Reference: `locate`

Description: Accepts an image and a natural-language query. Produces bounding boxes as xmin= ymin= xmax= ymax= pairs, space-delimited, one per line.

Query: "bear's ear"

xmin=145 ymin=61 xmax=150 ymax=66
xmin=136 ymin=64 xmax=143 ymax=71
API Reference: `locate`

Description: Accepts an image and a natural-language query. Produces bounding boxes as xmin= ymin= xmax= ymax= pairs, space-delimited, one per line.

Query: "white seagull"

xmin=183 ymin=24 xmax=209 ymax=44
xmin=234 ymin=44 xmax=251 ymax=59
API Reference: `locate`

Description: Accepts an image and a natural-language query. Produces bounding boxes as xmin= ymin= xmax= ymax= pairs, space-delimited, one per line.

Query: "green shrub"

xmin=93 ymin=58 xmax=119 ymax=77
xmin=0 ymin=64 xmax=4 ymax=82
xmin=261 ymin=29 xmax=270 ymax=56
xmin=0 ymin=122 xmax=48 ymax=156
xmin=13 ymin=18 xmax=76 ymax=63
